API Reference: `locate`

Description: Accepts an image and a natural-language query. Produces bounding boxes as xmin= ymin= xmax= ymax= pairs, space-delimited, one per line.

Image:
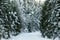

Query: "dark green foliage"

xmin=0 ymin=0 xmax=21 ymax=39
xmin=28 ymin=23 xmax=31 ymax=32
xmin=40 ymin=0 xmax=52 ymax=38
xmin=40 ymin=0 xmax=60 ymax=39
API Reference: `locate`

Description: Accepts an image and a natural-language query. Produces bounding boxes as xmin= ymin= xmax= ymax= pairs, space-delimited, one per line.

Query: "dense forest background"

xmin=0 ymin=0 xmax=60 ymax=40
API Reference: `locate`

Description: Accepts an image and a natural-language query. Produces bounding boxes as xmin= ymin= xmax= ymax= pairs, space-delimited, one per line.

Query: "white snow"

xmin=1 ymin=31 xmax=53 ymax=40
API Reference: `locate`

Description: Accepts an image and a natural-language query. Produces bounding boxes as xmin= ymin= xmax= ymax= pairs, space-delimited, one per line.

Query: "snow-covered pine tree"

xmin=40 ymin=0 xmax=60 ymax=39
xmin=51 ymin=0 xmax=60 ymax=39
xmin=9 ymin=0 xmax=22 ymax=36
xmin=24 ymin=0 xmax=40 ymax=32
xmin=0 ymin=0 xmax=10 ymax=39
xmin=0 ymin=0 xmax=21 ymax=39
xmin=40 ymin=0 xmax=52 ymax=38
xmin=15 ymin=0 xmax=41 ymax=32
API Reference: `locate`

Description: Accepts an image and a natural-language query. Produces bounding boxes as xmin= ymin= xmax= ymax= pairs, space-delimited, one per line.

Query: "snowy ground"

xmin=1 ymin=31 xmax=58 ymax=40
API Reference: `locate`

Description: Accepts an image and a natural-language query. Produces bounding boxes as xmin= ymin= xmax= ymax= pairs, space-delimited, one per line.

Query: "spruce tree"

xmin=40 ymin=0 xmax=52 ymax=38
xmin=40 ymin=0 xmax=60 ymax=39
xmin=0 ymin=0 xmax=21 ymax=39
xmin=0 ymin=0 xmax=10 ymax=39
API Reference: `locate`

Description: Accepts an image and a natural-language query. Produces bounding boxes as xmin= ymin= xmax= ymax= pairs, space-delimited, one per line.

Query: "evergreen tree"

xmin=9 ymin=0 xmax=22 ymax=36
xmin=0 ymin=0 xmax=21 ymax=39
xmin=40 ymin=0 xmax=52 ymax=38
xmin=40 ymin=0 xmax=60 ymax=39
xmin=0 ymin=0 xmax=10 ymax=39
xmin=28 ymin=23 xmax=31 ymax=32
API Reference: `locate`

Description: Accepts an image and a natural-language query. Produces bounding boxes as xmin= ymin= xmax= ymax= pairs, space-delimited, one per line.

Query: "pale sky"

xmin=35 ymin=0 xmax=46 ymax=4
